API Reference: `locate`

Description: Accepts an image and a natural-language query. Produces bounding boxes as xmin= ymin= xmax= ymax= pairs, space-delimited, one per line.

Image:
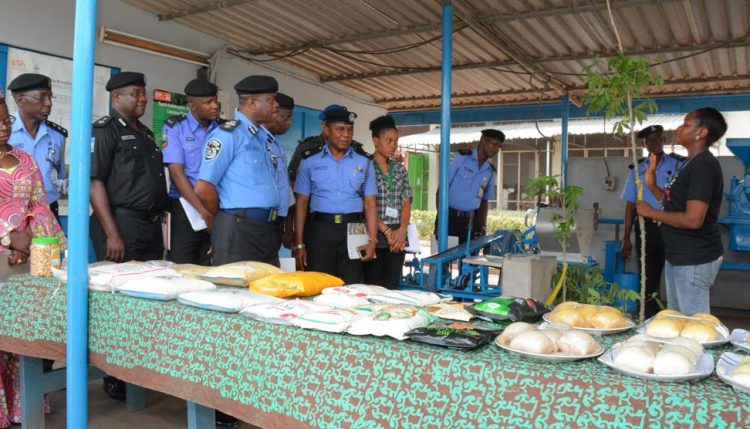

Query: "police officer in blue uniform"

xmin=162 ymin=79 xmax=223 ymax=265
xmin=437 ymin=129 xmax=503 ymax=243
xmin=621 ymin=124 xmax=684 ymax=317
xmin=7 ymin=73 xmax=67 ymax=220
xmin=261 ymin=92 xmax=294 ymax=250
xmin=293 ymin=106 xmax=378 ymax=283
xmin=195 ymin=75 xmax=282 ymax=266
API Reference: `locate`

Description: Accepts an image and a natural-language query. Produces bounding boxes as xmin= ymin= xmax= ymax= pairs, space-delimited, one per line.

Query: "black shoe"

xmin=216 ymin=411 xmax=239 ymax=427
xmin=102 ymin=377 xmax=126 ymax=401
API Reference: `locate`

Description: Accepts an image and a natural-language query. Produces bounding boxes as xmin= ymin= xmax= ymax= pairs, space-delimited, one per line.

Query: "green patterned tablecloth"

xmin=0 ymin=275 xmax=747 ymax=428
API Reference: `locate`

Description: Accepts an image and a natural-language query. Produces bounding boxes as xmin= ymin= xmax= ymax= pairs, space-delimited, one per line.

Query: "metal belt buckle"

xmin=334 ymin=214 xmax=343 ymax=224
xmin=269 ymin=210 xmax=278 ymax=222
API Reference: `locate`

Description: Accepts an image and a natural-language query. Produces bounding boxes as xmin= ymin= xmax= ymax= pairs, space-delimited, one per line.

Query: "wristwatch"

xmin=291 ymin=243 xmax=305 ymax=251
xmin=1 ymin=234 xmax=10 ymax=247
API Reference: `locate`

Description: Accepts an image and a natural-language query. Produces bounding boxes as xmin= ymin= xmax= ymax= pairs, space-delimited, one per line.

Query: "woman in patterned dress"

xmin=0 ymin=90 xmax=65 ymax=426
xmin=362 ymin=115 xmax=413 ymax=289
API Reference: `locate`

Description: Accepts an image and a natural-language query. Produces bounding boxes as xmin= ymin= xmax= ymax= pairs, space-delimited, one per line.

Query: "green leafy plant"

xmin=580 ymin=0 xmax=664 ymax=323
xmin=551 ymin=264 xmax=641 ymax=313
xmin=525 ymin=175 xmax=583 ymax=304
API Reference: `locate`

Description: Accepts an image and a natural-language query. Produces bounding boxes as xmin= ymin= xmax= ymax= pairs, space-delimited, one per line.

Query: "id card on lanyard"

xmin=376 ymin=162 xmax=399 ymax=220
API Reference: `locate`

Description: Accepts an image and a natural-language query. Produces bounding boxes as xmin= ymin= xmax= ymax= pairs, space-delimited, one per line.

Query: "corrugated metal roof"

xmin=398 ymin=113 xmax=685 ymax=148
xmin=123 ymin=0 xmax=750 ymax=112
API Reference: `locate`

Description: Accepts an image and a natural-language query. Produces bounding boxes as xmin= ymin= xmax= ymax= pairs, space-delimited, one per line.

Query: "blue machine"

xmin=720 ymin=139 xmax=750 ymax=253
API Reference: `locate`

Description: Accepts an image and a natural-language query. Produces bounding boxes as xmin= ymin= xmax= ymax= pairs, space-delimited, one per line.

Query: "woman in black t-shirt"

xmin=636 ymin=107 xmax=727 ymax=314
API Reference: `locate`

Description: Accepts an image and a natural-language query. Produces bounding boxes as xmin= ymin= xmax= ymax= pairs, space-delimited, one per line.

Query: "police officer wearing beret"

xmin=437 ymin=129 xmax=503 ymax=243
xmin=293 ymin=105 xmax=378 ymax=283
xmin=195 ymin=75 xmax=282 ymax=266
xmin=8 ymin=73 xmax=67 ymax=220
xmin=90 ymin=71 xmax=167 ymax=265
xmin=162 ymin=79 xmax=223 ymax=265
xmin=90 ymin=71 xmax=167 ymax=400
xmin=621 ymin=124 xmax=684 ymax=317
xmin=261 ymin=92 xmax=294 ymax=250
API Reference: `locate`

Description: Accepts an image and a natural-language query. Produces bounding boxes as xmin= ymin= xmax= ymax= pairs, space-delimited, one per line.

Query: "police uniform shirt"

xmin=91 ymin=111 xmax=168 ymax=213
xmin=198 ymin=111 xmax=280 ymax=210
xmin=259 ymin=125 xmax=292 ymax=217
xmin=621 ymin=154 xmax=683 ymax=209
xmin=162 ymin=112 xmax=220 ymax=199
xmin=448 ymin=148 xmax=496 ymax=212
xmin=9 ymin=119 xmax=67 ymax=203
xmin=294 ymin=144 xmax=377 ymax=214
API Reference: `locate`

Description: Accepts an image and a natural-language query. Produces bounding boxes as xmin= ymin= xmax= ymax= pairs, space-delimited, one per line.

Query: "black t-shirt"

xmin=661 ymin=150 xmax=723 ymax=265
xmin=90 ymin=112 xmax=168 ymax=213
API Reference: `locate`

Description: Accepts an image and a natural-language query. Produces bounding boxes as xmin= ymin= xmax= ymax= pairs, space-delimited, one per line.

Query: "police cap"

xmin=8 ymin=73 xmax=52 ymax=93
xmin=636 ymin=125 xmax=664 ymax=139
xmin=184 ymin=79 xmax=218 ymax=97
xmin=481 ymin=129 xmax=505 ymax=142
xmin=106 ymin=72 xmax=146 ymax=91
xmin=369 ymin=115 xmax=396 ymax=134
xmin=276 ymin=92 xmax=294 ymax=110
xmin=234 ymin=75 xmax=278 ymax=94
xmin=319 ymin=104 xmax=357 ymax=124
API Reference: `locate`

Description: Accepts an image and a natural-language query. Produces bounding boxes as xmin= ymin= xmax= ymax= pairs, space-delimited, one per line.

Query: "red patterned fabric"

xmin=0 ymin=353 xmax=50 ymax=427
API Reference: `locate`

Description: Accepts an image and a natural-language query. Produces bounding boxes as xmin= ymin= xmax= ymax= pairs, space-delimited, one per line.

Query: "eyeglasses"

xmin=21 ymin=94 xmax=55 ymax=103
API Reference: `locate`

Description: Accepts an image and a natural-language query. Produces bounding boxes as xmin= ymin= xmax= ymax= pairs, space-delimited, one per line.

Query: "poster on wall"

xmin=152 ymin=89 xmax=189 ymax=148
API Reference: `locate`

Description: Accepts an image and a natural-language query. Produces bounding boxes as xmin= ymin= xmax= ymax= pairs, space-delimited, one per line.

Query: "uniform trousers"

xmin=305 ymin=220 xmax=362 ymax=284
xmin=635 ymin=218 xmax=665 ymax=318
xmin=90 ymin=208 xmax=164 ymax=262
xmin=211 ymin=211 xmax=279 ymax=267
xmin=167 ymin=198 xmax=211 ymax=265
xmin=434 ymin=208 xmax=480 ymax=244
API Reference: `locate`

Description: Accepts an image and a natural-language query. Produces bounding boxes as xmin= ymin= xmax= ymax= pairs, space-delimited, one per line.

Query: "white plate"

xmin=716 ymin=352 xmax=750 ymax=394
xmin=542 ymin=313 xmax=635 ymax=336
xmin=729 ymin=329 xmax=750 ymax=353
xmin=598 ymin=342 xmax=714 ymax=382
xmin=494 ymin=336 xmax=604 ymax=362
xmin=636 ymin=317 xmax=730 ymax=348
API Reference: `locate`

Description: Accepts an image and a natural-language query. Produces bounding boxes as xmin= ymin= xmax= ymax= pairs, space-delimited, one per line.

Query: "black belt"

xmin=641 ymin=217 xmax=659 ymax=225
xmin=113 ymin=207 xmax=163 ymax=223
xmin=449 ymin=208 xmax=475 ymax=218
xmin=311 ymin=212 xmax=364 ymax=224
xmin=222 ymin=208 xmax=278 ymax=223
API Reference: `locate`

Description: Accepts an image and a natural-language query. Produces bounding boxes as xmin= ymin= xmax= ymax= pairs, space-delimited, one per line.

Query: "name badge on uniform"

xmin=121 ymin=135 xmax=136 ymax=141
xmin=385 ymin=207 xmax=399 ymax=219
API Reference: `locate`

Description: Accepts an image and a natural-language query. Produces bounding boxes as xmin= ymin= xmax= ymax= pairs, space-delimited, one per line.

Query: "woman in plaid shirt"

xmin=362 ymin=115 xmax=413 ymax=289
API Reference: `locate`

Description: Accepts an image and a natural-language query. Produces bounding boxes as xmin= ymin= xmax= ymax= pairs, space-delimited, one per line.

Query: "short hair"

xmin=693 ymin=107 xmax=727 ymax=146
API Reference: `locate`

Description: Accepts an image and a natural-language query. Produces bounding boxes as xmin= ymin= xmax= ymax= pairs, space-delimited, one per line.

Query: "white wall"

xmin=0 ymin=0 xmax=384 ymax=144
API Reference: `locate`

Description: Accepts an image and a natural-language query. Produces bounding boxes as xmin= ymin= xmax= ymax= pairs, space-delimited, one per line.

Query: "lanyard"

xmin=374 ymin=161 xmax=395 ymax=205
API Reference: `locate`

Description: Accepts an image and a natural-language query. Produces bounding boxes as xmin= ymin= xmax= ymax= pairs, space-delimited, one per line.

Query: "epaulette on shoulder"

xmin=216 ymin=118 xmax=228 ymax=125
xmin=301 ymin=144 xmax=324 ymax=159
xmin=45 ymin=120 xmax=68 ymax=137
xmin=93 ymin=116 xmax=114 ymax=128
xmin=669 ymin=153 xmax=687 ymax=162
xmin=220 ymin=119 xmax=240 ymax=131
xmin=298 ymin=134 xmax=324 ymax=146
xmin=352 ymin=144 xmax=372 ymax=159
xmin=628 ymin=157 xmax=647 ymax=170
xmin=164 ymin=114 xmax=186 ymax=128
xmin=458 ymin=149 xmax=473 ymax=156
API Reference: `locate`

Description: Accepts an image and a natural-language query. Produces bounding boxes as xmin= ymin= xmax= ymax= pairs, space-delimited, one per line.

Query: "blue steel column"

xmin=437 ymin=1 xmax=453 ymax=252
xmin=560 ymin=95 xmax=570 ymax=188
xmin=67 ymin=0 xmax=98 ymax=427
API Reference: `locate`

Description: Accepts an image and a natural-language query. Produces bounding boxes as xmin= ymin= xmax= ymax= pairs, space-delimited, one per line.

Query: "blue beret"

xmin=321 ymin=105 xmax=356 ymax=124
xmin=184 ymin=79 xmax=218 ymax=97
xmin=106 ymin=71 xmax=146 ymax=91
xmin=234 ymin=75 xmax=278 ymax=94
xmin=8 ymin=73 xmax=51 ymax=93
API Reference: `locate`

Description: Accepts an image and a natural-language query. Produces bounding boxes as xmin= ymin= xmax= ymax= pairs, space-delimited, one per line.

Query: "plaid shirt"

xmin=374 ymin=159 xmax=413 ymax=224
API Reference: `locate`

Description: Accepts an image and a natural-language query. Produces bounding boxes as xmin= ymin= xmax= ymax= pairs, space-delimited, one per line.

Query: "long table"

xmin=0 ymin=275 xmax=747 ymax=428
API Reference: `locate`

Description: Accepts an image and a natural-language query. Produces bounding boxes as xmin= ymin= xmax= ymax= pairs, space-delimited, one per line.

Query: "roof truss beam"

xmin=157 ymin=0 xmax=254 ymax=21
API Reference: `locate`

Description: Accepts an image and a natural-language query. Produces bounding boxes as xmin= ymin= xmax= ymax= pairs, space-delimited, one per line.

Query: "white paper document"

xmin=179 ymin=197 xmax=208 ymax=232
xmin=347 ymin=223 xmax=369 ymax=260
xmin=404 ymin=224 xmax=420 ymax=253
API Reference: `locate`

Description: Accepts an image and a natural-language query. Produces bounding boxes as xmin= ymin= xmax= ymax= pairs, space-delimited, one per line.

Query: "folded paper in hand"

xmin=180 ymin=197 xmax=207 ymax=231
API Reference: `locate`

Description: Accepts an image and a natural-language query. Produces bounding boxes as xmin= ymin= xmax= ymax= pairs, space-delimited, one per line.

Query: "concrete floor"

xmin=42 ymin=382 xmax=257 ymax=429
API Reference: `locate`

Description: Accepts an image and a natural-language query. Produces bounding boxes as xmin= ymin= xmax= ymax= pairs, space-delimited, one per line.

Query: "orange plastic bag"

xmin=249 ymin=271 xmax=344 ymax=298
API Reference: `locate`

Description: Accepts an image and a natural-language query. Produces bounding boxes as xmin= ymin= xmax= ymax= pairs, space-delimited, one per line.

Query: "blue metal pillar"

xmin=67 ymin=0 xmax=98 ymax=427
xmin=437 ymin=1 xmax=453 ymax=252
xmin=560 ymin=95 xmax=570 ymax=188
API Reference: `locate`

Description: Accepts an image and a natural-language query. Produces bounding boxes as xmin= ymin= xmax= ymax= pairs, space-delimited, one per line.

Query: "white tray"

xmin=494 ymin=336 xmax=604 ymax=362
xmin=729 ymin=329 xmax=750 ymax=353
xmin=598 ymin=342 xmax=714 ymax=382
xmin=636 ymin=317 xmax=730 ymax=348
xmin=716 ymin=352 xmax=750 ymax=394
xmin=542 ymin=313 xmax=635 ymax=336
